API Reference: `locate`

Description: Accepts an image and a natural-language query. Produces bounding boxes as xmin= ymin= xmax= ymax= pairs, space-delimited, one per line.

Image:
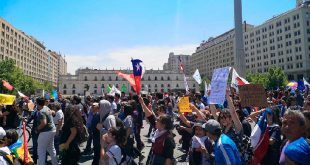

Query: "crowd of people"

xmin=0 ymin=87 xmax=309 ymax=165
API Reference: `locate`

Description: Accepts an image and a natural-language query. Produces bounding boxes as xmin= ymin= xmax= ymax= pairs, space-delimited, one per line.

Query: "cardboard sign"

xmin=0 ymin=94 xmax=16 ymax=105
xmin=238 ymin=84 xmax=268 ymax=107
xmin=209 ymin=67 xmax=231 ymax=104
xmin=178 ymin=97 xmax=192 ymax=112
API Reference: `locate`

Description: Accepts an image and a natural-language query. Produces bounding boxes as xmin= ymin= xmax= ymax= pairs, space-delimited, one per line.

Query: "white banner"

xmin=192 ymin=69 xmax=202 ymax=84
xmin=183 ymin=74 xmax=189 ymax=94
xmin=209 ymin=67 xmax=231 ymax=104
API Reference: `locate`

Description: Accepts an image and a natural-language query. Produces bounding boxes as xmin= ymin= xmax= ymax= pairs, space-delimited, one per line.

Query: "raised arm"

xmin=190 ymin=104 xmax=206 ymax=122
xmin=178 ymin=112 xmax=191 ymax=127
xmin=209 ymin=104 xmax=218 ymax=121
xmin=138 ymin=95 xmax=154 ymax=118
xmin=226 ymin=90 xmax=243 ymax=133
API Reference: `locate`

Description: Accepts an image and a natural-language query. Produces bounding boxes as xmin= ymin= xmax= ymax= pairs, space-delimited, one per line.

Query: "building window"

xmin=161 ymin=76 xmax=164 ymax=81
xmin=176 ymin=84 xmax=179 ymax=88
xmin=94 ymin=76 xmax=97 ymax=81
xmin=167 ymin=76 xmax=170 ymax=81
xmin=101 ymin=84 xmax=105 ymax=88
xmin=176 ymin=76 xmax=179 ymax=80
xmin=63 ymin=90 xmax=67 ymax=94
xmin=154 ymin=76 xmax=157 ymax=81
xmin=84 ymin=76 xmax=88 ymax=81
xmin=72 ymin=90 xmax=75 ymax=94
xmin=72 ymin=84 xmax=75 ymax=89
xmin=167 ymin=84 xmax=170 ymax=87
xmin=94 ymin=84 xmax=97 ymax=88
xmin=109 ymin=76 xmax=112 ymax=81
xmin=84 ymin=84 xmax=89 ymax=90
xmin=101 ymin=76 xmax=105 ymax=81
xmin=161 ymin=84 xmax=164 ymax=87
xmin=94 ymin=90 xmax=97 ymax=94
xmin=155 ymin=84 xmax=157 ymax=88
xmin=148 ymin=76 xmax=151 ymax=80
xmin=63 ymin=84 xmax=67 ymax=89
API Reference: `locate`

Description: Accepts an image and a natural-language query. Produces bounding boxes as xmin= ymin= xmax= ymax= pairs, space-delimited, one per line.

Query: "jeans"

xmin=85 ymin=128 xmax=93 ymax=151
xmin=38 ymin=130 xmax=58 ymax=165
xmin=54 ymin=130 xmax=62 ymax=155
xmin=134 ymin=123 xmax=144 ymax=149
xmin=31 ymin=132 xmax=39 ymax=163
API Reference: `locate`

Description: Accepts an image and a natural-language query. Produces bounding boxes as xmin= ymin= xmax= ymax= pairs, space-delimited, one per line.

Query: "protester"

xmin=0 ymin=127 xmax=12 ymax=165
xmin=60 ymin=104 xmax=83 ymax=165
xmin=203 ymin=119 xmax=242 ymax=165
xmin=100 ymin=127 xmax=126 ymax=165
xmin=36 ymin=97 xmax=58 ymax=165
xmin=51 ymin=102 xmax=64 ymax=156
xmin=138 ymin=96 xmax=175 ymax=165
xmin=91 ymin=102 xmax=101 ymax=165
xmin=260 ymin=108 xmax=281 ymax=165
xmin=279 ymin=110 xmax=307 ymax=165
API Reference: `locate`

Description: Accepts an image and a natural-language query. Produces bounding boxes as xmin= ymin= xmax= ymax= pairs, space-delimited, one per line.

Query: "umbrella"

xmin=287 ymin=82 xmax=298 ymax=89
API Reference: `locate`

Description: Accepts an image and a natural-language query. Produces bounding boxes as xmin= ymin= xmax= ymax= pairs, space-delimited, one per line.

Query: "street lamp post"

xmin=234 ymin=0 xmax=246 ymax=77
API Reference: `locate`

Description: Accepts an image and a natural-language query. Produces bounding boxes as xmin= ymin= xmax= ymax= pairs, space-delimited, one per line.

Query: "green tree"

xmin=266 ymin=67 xmax=288 ymax=90
xmin=0 ymin=59 xmax=55 ymax=96
xmin=199 ymin=76 xmax=211 ymax=92
xmin=246 ymin=67 xmax=288 ymax=90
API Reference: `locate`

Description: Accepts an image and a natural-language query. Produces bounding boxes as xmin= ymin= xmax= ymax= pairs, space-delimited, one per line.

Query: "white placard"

xmin=209 ymin=67 xmax=231 ymax=104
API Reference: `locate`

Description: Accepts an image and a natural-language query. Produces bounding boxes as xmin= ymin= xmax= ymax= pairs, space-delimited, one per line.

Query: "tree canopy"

xmin=246 ymin=67 xmax=288 ymax=90
xmin=0 ymin=59 xmax=54 ymax=96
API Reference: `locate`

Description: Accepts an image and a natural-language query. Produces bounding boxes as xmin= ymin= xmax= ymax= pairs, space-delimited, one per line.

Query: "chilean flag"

xmin=231 ymin=68 xmax=249 ymax=90
xmin=250 ymin=110 xmax=270 ymax=165
xmin=116 ymin=71 xmax=137 ymax=92
xmin=131 ymin=59 xmax=143 ymax=95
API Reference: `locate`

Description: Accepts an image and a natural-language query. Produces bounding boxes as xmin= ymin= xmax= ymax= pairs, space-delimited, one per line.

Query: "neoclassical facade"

xmin=59 ymin=68 xmax=199 ymax=96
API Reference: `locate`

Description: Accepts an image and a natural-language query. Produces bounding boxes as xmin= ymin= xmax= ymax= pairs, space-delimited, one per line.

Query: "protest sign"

xmin=238 ymin=84 xmax=268 ymax=107
xmin=0 ymin=94 xmax=16 ymax=105
xmin=209 ymin=67 xmax=231 ymax=104
xmin=178 ymin=96 xmax=192 ymax=112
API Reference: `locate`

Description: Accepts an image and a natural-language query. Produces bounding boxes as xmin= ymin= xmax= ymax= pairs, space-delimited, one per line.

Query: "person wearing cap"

xmin=0 ymin=127 xmax=12 ymax=165
xmin=187 ymin=122 xmax=214 ymax=165
xmin=203 ymin=119 xmax=242 ymax=165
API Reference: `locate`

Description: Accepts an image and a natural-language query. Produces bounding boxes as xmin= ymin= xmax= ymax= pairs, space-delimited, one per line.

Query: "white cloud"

xmin=66 ymin=44 xmax=197 ymax=74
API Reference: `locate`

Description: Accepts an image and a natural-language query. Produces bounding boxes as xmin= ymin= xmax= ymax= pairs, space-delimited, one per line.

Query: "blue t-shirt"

xmin=214 ymin=134 xmax=242 ymax=165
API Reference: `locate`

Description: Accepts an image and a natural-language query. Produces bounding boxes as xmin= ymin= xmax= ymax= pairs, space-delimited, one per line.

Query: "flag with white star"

xmin=131 ymin=59 xmax=143 ymax=94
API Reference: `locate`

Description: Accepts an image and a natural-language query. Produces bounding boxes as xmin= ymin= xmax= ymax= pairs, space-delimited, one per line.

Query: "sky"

xmin=0 ymin=0 xmax=295 ymax=74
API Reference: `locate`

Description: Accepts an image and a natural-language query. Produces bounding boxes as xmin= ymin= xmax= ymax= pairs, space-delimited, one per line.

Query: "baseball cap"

xmin=0 ymin=127 xmax=6 ymax=140
xmin=203 ymin=119 xmax=221 ymax=134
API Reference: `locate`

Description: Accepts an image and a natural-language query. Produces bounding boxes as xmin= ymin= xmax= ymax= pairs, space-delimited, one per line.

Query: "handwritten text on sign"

xmin=209 ymin=67 xmax=230 ymax=104
xmin=178 ymin=97 xmax=192 ymax=113
xmin=238 ymin=84 xmax=268 ymax=107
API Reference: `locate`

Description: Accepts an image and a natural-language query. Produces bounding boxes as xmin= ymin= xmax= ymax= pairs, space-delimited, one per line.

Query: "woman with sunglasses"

xmin=138 ymin=96 xmax=175 ymax=165
xmin=210 ymin=89 xmax=253 ymax=164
